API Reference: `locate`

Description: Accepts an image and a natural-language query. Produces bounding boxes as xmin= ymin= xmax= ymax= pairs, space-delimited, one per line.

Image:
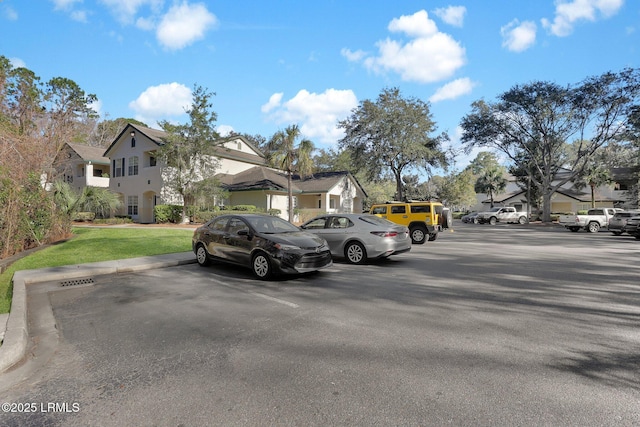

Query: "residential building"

xmin=51 ymin=143 xmax=110 ymax=192
xmin=472 ymin=167 xmax=638 ymax=213
xmin=103 ymin=123 xmax=367 ymax=223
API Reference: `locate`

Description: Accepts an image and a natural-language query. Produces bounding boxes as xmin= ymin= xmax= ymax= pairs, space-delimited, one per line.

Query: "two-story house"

xmin=51 ymin=143 xmax=110 ymax=192
xmin=103 ymin=123 xmax=367 ymax=223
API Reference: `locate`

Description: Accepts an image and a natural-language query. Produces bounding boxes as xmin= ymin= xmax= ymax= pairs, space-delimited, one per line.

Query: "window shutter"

xmin=122 ymin=158 xmax=125 ymax=176
xmin=112 ymin=159 xmax=116 ymax=176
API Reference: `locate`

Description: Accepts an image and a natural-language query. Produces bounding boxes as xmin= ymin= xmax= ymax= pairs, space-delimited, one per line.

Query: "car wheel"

xmin=428 ymin=233 xmax=438 ymax=241
xmin=195 ymin=244 xmax=211 ymax=266
xmin=489 ymin=216 xmax=497 ymax=225
xmin=635 ymin=235 xmax=640 ymax=240
xmin=345 ymin=241 xmax=367 ymax=264
xmin=472 ymin=217 xmax=478 ymax=224
xmin=587 ymin=222 xmax=600 ymax=233
xmin=252 ymin=252 xmax=273 ymax=280
xmin=612 ymin=231 xmax=623 ymax=236
xmin=410 ymin=226 xmax=427 ymax=244
xmin=518 ymin=216 xmax=527 ymax=224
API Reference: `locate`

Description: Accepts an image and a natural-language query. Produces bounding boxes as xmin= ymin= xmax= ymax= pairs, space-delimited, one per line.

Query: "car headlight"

xmin=275 ymin=243 xmax=301 ymax=251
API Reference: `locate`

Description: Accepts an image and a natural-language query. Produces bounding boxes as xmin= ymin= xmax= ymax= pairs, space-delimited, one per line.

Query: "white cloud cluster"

xmin=128 ymin=82 xmax=193 ymax=126
xmin=344 ymin=10 xmax=466 ymax=84
xmin=156 ymin=2 xmax=218 ymax=51
xmin=429 ymin=78 xmax=476 ymax=103
xmin=501 ymin=19 xmax=537 ymax=52
xmin=261 ymin=89 xmax=358 ymax=145
xmin=541 ymin=0 xmax=624 ymax=37
xmin=51 ymin=0 xmax=217 ymax=50
xmin=433 ymin=6 xmax=467 ymax=27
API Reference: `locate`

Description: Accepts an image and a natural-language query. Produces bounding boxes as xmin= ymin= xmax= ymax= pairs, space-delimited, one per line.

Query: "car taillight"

xmin=371 ymin=231 xmax=398 ymax=238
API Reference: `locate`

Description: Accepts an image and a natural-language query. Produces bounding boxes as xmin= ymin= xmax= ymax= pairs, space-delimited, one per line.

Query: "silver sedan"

xmin=300 ymin=213 xmax=411 ymax=264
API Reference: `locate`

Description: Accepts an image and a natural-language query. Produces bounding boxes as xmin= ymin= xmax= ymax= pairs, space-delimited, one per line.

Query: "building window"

xmin=149 ymin=155 xmax=157 ymax=167
xmin=128 ymin=156 xmax=139 ymax=176
xmin=131 ymin=137 xmax=136 ymax=148
xmin=330 ymin=199 xmax=336 ymax=209
xmin=127 ymin=195 xmax=139 ymax=216
xmin=113 ymin=158 xmax=124 ymax=177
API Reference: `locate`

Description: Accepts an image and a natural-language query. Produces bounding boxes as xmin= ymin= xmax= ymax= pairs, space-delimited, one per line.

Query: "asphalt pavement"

xmin=0 ymin=251 xmax=197 ymax=374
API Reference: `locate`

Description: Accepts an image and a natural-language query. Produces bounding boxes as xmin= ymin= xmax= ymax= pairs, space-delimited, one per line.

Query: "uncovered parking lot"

xmin=1 ymin=224 xmax=639 ymax=426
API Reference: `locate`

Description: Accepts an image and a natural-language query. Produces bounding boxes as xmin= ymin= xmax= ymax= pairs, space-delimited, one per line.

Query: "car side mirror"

xmin=237 ymin=229 xmax=251 ymax=237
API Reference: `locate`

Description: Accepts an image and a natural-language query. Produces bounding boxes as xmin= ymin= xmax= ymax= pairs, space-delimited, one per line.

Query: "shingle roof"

xmin=218 ymin=166 xmax=295 ymax=192
xmin=66 ymin=143 xmax=110 ymax=165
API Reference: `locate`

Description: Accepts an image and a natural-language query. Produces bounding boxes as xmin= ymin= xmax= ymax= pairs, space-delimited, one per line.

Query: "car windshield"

xmin=246 ymin=216 xmax=300 ymax=233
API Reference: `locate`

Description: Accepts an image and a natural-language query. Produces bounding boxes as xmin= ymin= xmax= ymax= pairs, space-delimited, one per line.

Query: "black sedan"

xmin=192 ymin=214 xmax=333 ymax=279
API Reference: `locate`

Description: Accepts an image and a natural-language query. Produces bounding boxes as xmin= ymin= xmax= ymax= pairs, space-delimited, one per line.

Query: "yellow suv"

xmin=369 ymin=201 xmax=451 ymax=244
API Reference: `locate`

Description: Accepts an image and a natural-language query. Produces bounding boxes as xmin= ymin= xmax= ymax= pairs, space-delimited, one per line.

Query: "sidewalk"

xmin=0 ymin=251 xmax=197 ymax=374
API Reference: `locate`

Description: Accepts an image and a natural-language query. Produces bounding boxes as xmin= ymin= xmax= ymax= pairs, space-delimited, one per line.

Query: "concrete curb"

xmin=0 ymin=252 xmax=197 ymax=374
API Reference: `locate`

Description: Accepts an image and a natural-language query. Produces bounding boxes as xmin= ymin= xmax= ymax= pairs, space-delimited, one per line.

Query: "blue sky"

xmin=1 ymin=0 xmax=638 ymax=170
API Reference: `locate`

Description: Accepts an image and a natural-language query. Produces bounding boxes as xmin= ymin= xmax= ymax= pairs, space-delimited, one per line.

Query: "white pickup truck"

xmin=558 ymin=208 xmax=622 ymax=233
xmin=476 ymin=207 xmax=528 ymax=225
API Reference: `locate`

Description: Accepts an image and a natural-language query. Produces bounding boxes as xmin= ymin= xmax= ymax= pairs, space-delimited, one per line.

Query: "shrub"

xmin=154 ymin=205 xmax=183 ymax=223
xmin=74 ymin=212 xmax=96 ymax=222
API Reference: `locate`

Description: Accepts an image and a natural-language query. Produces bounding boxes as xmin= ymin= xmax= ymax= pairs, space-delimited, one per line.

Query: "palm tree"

xmin=266 ymin=125 xmax=315 ymax=222
xmin=574 ymin=164 xmax=611 ymax=208
xmin=474 ymin=166 xmax=507 ymax=208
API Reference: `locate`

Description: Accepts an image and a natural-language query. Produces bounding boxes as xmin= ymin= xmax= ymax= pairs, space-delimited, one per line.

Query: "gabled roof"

xmin=103 ymin=124 xmax=265 ymax=166
xmin=294 ymin=170 xmax=368 ymax=197
xmin=103 ymin=123 xmax=166 ymax=157
xmin=218 ymin=166 xmax=294 ymax=193
xmin=63 ymin=143 xmax=110 ymax=165
xmin=219 ymin=168 xmax=368 ymax=197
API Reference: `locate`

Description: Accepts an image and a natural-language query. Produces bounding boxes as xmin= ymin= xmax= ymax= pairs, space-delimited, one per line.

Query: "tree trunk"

xmin=542 ymin=192 xmax=552 ymax=223
xmin=590 ymin=183 xmax=595 ymax=208
xmin=287 ymin=171 xmax=293 ymax=223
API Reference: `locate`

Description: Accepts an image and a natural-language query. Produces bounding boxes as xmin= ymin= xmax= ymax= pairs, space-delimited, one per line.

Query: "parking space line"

xmin=206 ymin=276 xmax=300 ymax=309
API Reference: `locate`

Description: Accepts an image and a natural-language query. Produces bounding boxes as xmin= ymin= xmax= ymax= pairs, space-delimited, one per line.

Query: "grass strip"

xmin=0 ymin=227 xmax=194 ymax=313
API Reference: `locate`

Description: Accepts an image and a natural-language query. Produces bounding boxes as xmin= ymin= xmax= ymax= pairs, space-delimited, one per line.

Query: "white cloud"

xmin=541 ymin=0 xmax=624 ymax=37
xmin=216 ymin=125 xmax=234 ymax=137
xmin=2 ymin=4 xmax=18 ymax=20
xmin=89 ymin=99 xmax=103 ymax=117
xmin=156 ymin=2 xmax=218 ymax=51
xmin=501 ymin=20 xmax=537 ymax=52
xmin=341 ymin=48 xmax=367 ymax=62
xmin=99 ymin=0 xmax=163 ymax=25
xmin=128 ymin=82 xmax=192 ymax=125
xmin=348 ymin=10 xmax=466 ymax=84
xmin=263 ymin=89 xmax=359 ymax=145
xmin=429 ymin=78 xmax=476 ymax=103
xmin=433 ymin=6 xmax=467 ymax=27
xmin=70 ymin=10 xmax=88 ymax=23
xmin=261 ymin=93 xmax=284 ymax=113
xmin=51 ymin=0 xmax=82 ymax=10
xmin=9 ymin=57 xmax=26 ymax=69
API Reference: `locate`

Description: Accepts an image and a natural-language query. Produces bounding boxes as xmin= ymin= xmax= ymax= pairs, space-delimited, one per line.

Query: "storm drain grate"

xmin=60 ymin=277 xmax=95 ymax=287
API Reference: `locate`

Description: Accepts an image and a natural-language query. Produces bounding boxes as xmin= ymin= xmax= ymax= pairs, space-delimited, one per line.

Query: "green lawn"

xmin=0 ymin=227 xmax=194 ymax=314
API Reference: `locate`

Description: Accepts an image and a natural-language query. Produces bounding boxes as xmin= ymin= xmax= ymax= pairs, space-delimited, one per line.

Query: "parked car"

xmin=368 ymin=201 xmax=452 ymax=244
xmin=192 ymin=214 xmax=333 ymax=280
xmin=461 ymin=212 xmax=479 ymax=224
xmin=622 ymin=215 xmax=640 ymax=239
xmin=476 ymin=206 xmax=528 ymax=225
xmin=300 ymin=213 xmax=411 ymax=264
xmin=558 ymin=208 xmax=623 ymax=233
xmin=608 ymin=211 xmax=640 ymax=235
